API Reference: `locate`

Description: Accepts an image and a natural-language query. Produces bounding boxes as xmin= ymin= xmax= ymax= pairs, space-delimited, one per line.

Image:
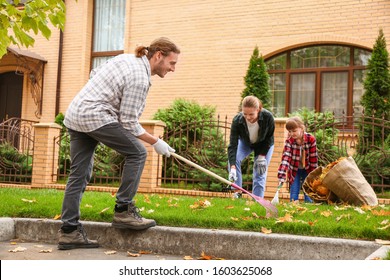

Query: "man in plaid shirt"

xmin=58 ymin=38 xmax=180 ymax=250
xmin=277 ymin=116 xmax=318 ymax=202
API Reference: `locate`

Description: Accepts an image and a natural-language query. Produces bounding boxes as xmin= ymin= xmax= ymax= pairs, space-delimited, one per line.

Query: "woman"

xmin=228 ymin=96 xmax=275 ymax=198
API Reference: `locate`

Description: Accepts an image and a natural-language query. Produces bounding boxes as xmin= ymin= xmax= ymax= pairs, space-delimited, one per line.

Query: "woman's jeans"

xmin=290 ymin=168 xmax=313 ymax=202
xmin=61 ymin=122 xmax=147 ymax=228
xmin=233 ymin=140 xmax=274 ymax=198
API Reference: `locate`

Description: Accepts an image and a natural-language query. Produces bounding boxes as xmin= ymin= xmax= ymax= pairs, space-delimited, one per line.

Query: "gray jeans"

xmin=61 ymin=122 xmax=147 ymax=227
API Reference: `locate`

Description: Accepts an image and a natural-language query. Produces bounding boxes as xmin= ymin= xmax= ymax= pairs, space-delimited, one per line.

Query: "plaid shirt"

xmin=277 ymin=132 xmax=318 ymax=184
xmin=64 ymin=54 xmax=151 ymax=136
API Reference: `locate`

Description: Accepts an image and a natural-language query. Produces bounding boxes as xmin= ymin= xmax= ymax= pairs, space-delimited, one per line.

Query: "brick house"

xmin=0 ymin=0 xmax=389 ymax=198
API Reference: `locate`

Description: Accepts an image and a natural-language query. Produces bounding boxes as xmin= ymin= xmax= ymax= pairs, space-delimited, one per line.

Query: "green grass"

xmin=1 ymin=187 xmax=389 ymax=241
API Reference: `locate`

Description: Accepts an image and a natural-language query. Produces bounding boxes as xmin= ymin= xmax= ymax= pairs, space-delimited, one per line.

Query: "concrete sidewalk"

xmin=0 ymin=217 xmax=387 ymax=260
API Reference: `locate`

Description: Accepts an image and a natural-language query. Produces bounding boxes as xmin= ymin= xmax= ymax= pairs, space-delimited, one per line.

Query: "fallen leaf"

xmin=85 ymin=204 xmax=93 ymax=208
xmin=320 ymin=210 xmax=332 ymax=217
xmin=261 ymin=227 xmax=272 ymax=234
xmin=311 ymin=208 xmax=319 ymax=214
xmin=275 ymin=214 xmax=293 ymax=223
xmin=336 ymin=214 xmax=351 ymax=222
xmin=111 ymin=191 xmax=116 ymax=197
xmin=224 ymin=205 xmax=234 ymax=209
xmin=147 ymin=209 xmax=154 ymax=214
xmin=127 ymin=251 xmax=141 ymax=257
xmin=375 ymin=239 xmax=390 ymax=245
xmin=380 ymin=220 xmax=389 ymax=225
xmin=8 ymin=246 xmax=27 ymax=253
xmin=244 ymin=208 xmax=250 ymax=211
xmin=378 ymin=224 xmax=390 ymax=230
xmin=21 ymin=198 xmax=36 ymax=203
xmin=39 ymin=248 xmax=53 ymax=253
xmin=308 ymin=220 xmax=317 ymax=226
xmin=100 ymin=207 xmax=110 ymax=214
xmin=183 ymin=255 xmax=194 ymax=260
xmin=53 ymin=214 xmax=61 ymax=220
xmin=10 ymin=241 xmax=17 ymax=245
xmin=198 ymin=251 xmax=213 ymax=260
xmin=104 ymin=250 xmax=117 ymax=255
xmin=230 ymin=217 xmax=239 ymax=221
xmin=139 ymin=250 xmax=152 ymax=254
xmin=354 ymin=207 xmax=366 ymax=214
xmin=371 ymin=210 xmax=390 ymax=216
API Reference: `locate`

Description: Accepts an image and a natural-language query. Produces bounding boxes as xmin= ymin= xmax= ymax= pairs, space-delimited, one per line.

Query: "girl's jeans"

xmin=233 ymin=140 xmax=274 ymax=198
xmin=61 ymin=122 xmax=147 ymax=228
xmin=290 ymin=168 xmax=313 ymax=202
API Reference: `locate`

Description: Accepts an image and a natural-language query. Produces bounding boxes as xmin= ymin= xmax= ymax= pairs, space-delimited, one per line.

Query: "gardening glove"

xmin=228 ymin=168 xmax=237 ymax=182
xmin=152 ymin=139 xmax=175 ymax=157
xmin=255 ymin=155 xmax=267 ymax=175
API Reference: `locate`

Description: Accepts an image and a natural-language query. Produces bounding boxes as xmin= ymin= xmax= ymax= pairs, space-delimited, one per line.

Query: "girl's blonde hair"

xmin=135 ymin=37 xmax=180 ymax=59
xmin=241 ymin=96 xmax=262 ymax=110
xmin=285 ymin=116 xmax=306 ymax=131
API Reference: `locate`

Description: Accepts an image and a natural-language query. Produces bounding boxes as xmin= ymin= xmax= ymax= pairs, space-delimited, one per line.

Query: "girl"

xmin=277 ymin=116 xmax=318 ymax=202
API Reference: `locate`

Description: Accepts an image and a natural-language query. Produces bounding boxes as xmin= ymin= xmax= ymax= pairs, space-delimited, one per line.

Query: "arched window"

xmin=265 ymin=45 xmax=371 ymax=117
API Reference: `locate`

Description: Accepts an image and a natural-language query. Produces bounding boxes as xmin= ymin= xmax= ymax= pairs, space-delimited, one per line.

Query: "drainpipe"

xmin=55 ymin=27 xmax=64 ymax=117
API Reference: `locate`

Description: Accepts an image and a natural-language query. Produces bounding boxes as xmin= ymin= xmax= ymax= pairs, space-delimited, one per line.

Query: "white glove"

xmin=152 ymin=139 xmax=175 ymax=157
xmin=255 ymin=155 xmax=267 ymax=175
xmin=228 ymin=168 xmax=237 ymax=182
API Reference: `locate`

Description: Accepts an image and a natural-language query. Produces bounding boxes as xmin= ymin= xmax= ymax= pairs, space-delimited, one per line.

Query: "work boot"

xmin=58 ymin=224 xmax=99 ymax=250
xmin=112 ymin=204 xmax=156 ymax=230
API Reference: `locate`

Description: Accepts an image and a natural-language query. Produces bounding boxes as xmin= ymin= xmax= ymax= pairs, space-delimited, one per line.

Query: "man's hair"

xmin=135 ymin=37 xmax=180 ymax=59
xmin=285 ymin=116 xmax=306 ymax=131
xmin=241 ymin=96 xmax=262 ymax=110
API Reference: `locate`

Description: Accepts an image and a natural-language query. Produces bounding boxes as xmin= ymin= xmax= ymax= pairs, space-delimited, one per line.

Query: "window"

xmin=91 ymin=0 xmax=126 ymax=69
xmin=266 ymin=45 xmax=371 ymax=117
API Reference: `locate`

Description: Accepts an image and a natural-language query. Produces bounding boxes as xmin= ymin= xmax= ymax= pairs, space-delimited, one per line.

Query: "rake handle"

xmin=171 ymin=152 xmax=232 ymax=186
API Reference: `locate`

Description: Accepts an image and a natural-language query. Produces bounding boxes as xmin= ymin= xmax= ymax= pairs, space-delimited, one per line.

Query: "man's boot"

xmin=112 ymin=203 xmax=156 ymax=230
xmin=58 ymin=224 xmax=99 ymax=250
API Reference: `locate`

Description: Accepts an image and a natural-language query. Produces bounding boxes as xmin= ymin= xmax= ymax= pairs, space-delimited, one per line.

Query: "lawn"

xmin=1 ymin=187 xmax=389 ymax=241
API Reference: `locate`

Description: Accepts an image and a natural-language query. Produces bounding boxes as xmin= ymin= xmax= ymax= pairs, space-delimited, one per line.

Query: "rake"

xmin=170 ymin=152 xmax=278 ymax=218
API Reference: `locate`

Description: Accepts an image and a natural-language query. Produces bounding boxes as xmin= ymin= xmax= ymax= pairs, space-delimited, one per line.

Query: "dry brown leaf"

xmin=275 ymin=214 xmax=293 ymax=223
xmin=311 ymin=208 xmax=319 ymax=214
xmin=39 ymin=248 xmax=53 ymax=253
xmin=224 ymin=205 xmax=234 ymax=210
xmin=308 ymin=220 xmax=317 ymax=226
xmin=8 ymin=246 xmax=27 ymax=253
xmin=127 ymin=251 xmax=141 ymax=257
xmin=371 ymin=210 xmax=390 ymax=216
xmin=104 ymin=250 xmax=117 ymax=255
xmin=144 ymin=194 xmax=151 ymax=204
xmin=111 ymin=191 xmax=116 ymax=197
xmin=261 ymin=227 xmax=272 ymax=234
xmin=320 ymin=210 xmax=333 ymax=217
xmin=198 ymin=251 xmax=213 ymax=260
xmin=139 ymin=250 xmax=152 ymax=254
xmin=375 ymin=239 xmax=390 ymax=245
xmin=252 ymin=212 xmax=260 ymax=219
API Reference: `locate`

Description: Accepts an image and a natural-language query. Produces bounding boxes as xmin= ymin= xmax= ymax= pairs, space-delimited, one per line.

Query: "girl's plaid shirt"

xmin=277 ymin=132 xmax=318 ymax=184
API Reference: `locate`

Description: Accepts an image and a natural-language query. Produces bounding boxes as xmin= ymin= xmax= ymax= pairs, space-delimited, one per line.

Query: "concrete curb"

xmin=1 ymin=217 xmax=387 ymax=260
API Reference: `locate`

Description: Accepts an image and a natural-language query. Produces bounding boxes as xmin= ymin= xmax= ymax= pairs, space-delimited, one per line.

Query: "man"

xmin=58 ymin=37 xmax=180 ymax=250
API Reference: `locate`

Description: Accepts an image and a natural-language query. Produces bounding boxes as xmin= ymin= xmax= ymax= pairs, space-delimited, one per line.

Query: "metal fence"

xmin=50 ymin=113 xmax=389 ymax=194
xmin=0 ymin=118 xmax=37 ymax=183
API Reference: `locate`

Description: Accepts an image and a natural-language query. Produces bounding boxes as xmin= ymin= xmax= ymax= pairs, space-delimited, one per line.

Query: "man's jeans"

xmin=290 ymin=168 xmax=313 ymax=202
xmin=233 ymin=140 xmax=274 ymax=198
xmin=61 ymin=123 xmax=147 ymax=227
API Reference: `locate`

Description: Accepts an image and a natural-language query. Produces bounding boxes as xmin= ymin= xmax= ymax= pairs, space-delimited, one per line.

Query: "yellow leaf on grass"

xmin=53 ymin=214 xmax=61 ymax=220
xmin=378 ymin=224 xmax=390 ymax=230
xmin=380 ymin=219 xmax=389 ymax=225
xmin=21 ymin=198 xmax=36 ymax=203
xmin=230 ymin=217 xmax=239 ymax=221
xmin=371 ymin=210 xmax=390 ymax=216
xmin=85 ymin=204 xmax=93 ymax=208
xmin=336 ymin=214 xmax=351 ymax=222
xmin=261 ymin=227 xmax=272 ymax=234
xmin=224 ymin=205 xmax=234 ymax=210
xmin=100 ymin=207 xmax=110 ymax=214
xmin=354 ymin=207 xmax=366 ymax=214
xmin=321 ymin=210 xmax=333 ymax=217
xmin=252 ymin=212 xmax=260 ymax=219
xmin=275 ymin=214 xmax=293 ymax=223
